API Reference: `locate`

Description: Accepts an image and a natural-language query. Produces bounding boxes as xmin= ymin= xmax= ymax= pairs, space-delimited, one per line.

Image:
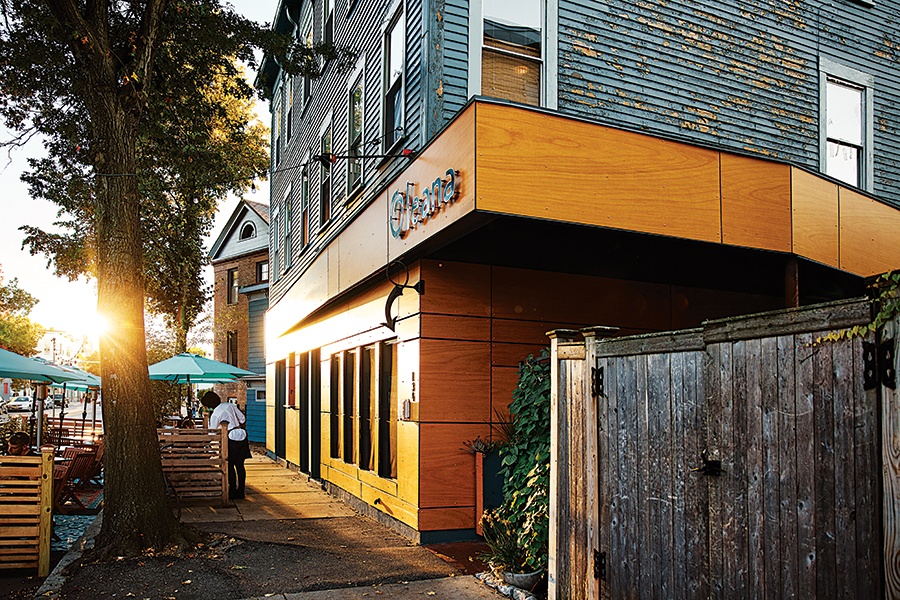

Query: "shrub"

xmin=494 ymin=348 xmax=551 ymax=572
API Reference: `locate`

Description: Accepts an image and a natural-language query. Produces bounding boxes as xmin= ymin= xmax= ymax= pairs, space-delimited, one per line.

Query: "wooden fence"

xmin=0 ymin=448 xmax=54 ymax=577
xmin=549 ymin=298 xmax=896 ymax=599
xmin=157 ymin=425 xmax=228 ymax=506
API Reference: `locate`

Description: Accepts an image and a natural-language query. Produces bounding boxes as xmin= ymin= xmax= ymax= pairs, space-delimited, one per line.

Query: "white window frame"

xmin=283 ymin=183 xmax=293 ymax=272
xmin=819 ymin=57 xmax=874 ymax=192
xmin=381 ymin=0 xmax=406 ymax=152
xmin=322 ymin=0 xmax=335 ymax=46
xmin=467 ymin=0 xmax=558 ymax=109
xmin=271 ymin=205 xmax=281 ymax=283
xmin=299 ymin=152 xmax=310 ymax=252
xmin=318 ymin=117 xmax=334 ymax=230
xmin=347 ymin=59 xmax=365 ymax=195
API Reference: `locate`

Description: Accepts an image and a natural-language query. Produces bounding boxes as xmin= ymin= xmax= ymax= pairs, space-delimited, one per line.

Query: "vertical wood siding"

xmin=557 ymin=0 xmax=900 ymax=208
xmin=552 ymin=299 xmax=886 ymax=599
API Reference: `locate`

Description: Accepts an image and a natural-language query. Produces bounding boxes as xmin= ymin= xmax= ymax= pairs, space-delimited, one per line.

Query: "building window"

xmin=271 ymin=207 xmax=280 ymax=282
xmin=256 ymin=260 xmax=269 ymax=283
xmin=820 ymin=58 xmax=874 ymax=191
xmin=383 ymin=8 xmax=405 ymax=150
xmin=327 ymin=341 xmax=397 ymax=478
xmin=320 ymin=126 xmax=333 ymax=226
xmin=323 ymin=0 xmax=334 ymax=46
xmin=239 ymin=222 xmax=255 ymax=240
xmin=329 ymin=355 xmax=340 ymax=458
xmin=301 ymin=14 xmax=313 ymax=106
xmin=273 ymin=85 xmax=283 ymax=166
xmin=283 ymin=184 xmax=293 ymax=272
xmin=300 ymin=165 xmax=310 ymax=249
xmin=226 ymin=331 xmax=238 ymax=367
xmin=286 ymin=75 xmax=294 ymax=141
xmin=348 ymin=77 xmax=364 ymax=193
xmin=342 ymin=350 xmax=356 ymax=464
xmin=227 ymin=268 xmax=239 ymax=305
xmin=482 ymin=0 xmax=542 ymax=106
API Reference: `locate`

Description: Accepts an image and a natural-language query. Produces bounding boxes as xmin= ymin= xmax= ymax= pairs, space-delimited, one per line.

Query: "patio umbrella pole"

xmin=81 ymin=390 xmax=88 ymax=440
xmin=90 ymin=391 xmax=98 ymax=441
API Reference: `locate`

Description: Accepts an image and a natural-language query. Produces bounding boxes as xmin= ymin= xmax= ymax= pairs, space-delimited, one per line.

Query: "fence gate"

xmin=550 ymin=298 xmax=887 ymax=599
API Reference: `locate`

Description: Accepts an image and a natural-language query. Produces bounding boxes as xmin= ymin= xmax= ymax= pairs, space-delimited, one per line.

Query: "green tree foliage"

xmin=0 ymin=267 xmax=44 ymax=355
xmin=0 ymin=0 xmax=353 ymax=557
xmin=484 ymin=350 xmax=551 ymax=572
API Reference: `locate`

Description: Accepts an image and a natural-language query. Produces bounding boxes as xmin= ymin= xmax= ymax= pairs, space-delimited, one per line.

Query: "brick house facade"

xmin=208 ymin=201 xmax=269 ymax=438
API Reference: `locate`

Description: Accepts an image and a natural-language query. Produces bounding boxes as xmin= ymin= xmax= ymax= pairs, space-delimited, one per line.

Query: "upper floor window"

xmin=283 ymin=183 xmax=293 ymax=272
xmin=273 ymin=85 xmax=283 ymax=166
xmin=239 ymin=222 xmax=255 ymax=240
xmin=300 ymin=165 xmax=310 ymax=249
xmin=271 ymin=206 xmax=280 ymax=282
xmin=286 ymin=75 xmax=294 ymax=142
xmin=301 ymin=13 xmax=313 ymax=106
xmin=256 ymin=260 xmax=269 ymax=283
xmin=226 ymin=331 xmax=238 ymax=367
xmin=820 ymin=58 xmax=874 ymax=191
xmin=227 ymin=268 xmax=239 ymax=305
xmin=383 ymin=8 xmax=405 ymax=150
xmin=483 ymin=0 xmax=542 ymax=106
xmin=320 ymin=125 xmax=333 ymax=226
xmin=348 ymin=77 xmax=364 ymax=193
xmin=323 ymin=0 xmax=334 ymax=46
xmin=469 ymin=0 xmax=557 ymax=109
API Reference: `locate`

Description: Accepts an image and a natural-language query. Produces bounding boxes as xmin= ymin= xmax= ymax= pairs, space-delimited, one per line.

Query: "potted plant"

xmin=479 ymin=507 xmax=543 ymax=590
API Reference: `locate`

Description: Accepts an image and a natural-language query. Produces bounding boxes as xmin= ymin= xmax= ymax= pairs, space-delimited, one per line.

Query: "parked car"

xmin=51 ymin=393 xmax=65 ymax=407
xmin=43 ymin=397 xmax=54 ymax=410
xmin=7 ymin=396 xmax=35 ymax=412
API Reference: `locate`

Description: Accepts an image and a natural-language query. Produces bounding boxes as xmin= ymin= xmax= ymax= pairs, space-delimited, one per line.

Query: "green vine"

xmin=816 ymin=269 xmax=900 ymax=344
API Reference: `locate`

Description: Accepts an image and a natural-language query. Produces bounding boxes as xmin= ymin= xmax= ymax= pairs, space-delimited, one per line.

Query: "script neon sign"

xmin=389 ymin=168 xmax=459 ymax=239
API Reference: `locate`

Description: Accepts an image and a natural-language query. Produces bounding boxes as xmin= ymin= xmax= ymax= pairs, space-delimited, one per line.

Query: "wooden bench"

xmin=157 ymin=425 xmax=228 ymax=507
xmin=0 ymin=448 xmax=53 ymax=577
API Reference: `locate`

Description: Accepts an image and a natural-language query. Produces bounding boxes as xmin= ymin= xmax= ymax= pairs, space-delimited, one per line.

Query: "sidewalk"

xmin=43 ymin=455 xmax=509 ymax=600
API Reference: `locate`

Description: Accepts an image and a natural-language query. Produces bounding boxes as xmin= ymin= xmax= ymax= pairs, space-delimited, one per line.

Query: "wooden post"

xmin=883 ymin=311 xmax=900 ymax=598
xmin=220 ymin=423 xmax=229 ymax=506
xmin=547 ymin=329 xmax=581 ymax=600
xmin=38 ymin=446 xmax=54 ymax=577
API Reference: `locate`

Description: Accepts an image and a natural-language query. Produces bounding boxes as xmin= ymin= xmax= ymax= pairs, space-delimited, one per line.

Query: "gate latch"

xmin=593 ymin=549 xmax=606 ymax=581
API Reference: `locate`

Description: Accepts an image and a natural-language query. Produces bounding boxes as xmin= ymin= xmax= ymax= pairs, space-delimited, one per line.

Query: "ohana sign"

xmin=389 ymin=168 xmax=459 ymax=239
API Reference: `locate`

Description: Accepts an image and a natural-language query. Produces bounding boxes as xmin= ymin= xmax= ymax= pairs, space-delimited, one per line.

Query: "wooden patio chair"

xmin=82 ymin=442 xmax=104 ymax=489
xmin=55 ymin=449 xmax=96 ymax=512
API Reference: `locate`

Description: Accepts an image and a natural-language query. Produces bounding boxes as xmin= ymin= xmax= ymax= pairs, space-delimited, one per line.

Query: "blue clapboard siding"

xmin=245 ymin=389 xmax=266 ymax=443
xmin=247 ymin=297 xmax=267 ymax=375
xmin=556 ymin=0 xmax=900 ymax=208
xmin=441 ymin=0 xmax=469 ymax=121
xmin=268 ymin=0 xmax=430 ymax=306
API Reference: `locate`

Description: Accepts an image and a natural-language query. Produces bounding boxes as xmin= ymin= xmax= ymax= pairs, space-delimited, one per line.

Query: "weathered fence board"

xmin=551 ymin=298 xmax=889 ymax=599
xmin=157 ymin=425 xmax=228 ymax=506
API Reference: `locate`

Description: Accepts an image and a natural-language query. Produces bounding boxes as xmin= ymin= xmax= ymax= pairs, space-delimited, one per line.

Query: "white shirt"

xmin=208 ymin=402 xmax=247 ymax=442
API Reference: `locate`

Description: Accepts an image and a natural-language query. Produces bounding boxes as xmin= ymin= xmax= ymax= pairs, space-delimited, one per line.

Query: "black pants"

xmin=227 ymin=438 xmax=251 ymax=495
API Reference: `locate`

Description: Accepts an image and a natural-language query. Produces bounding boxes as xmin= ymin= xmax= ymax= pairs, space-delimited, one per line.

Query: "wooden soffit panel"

xmin=721 ymin=154 xmax=792 ymax=252
xmin=791 ymin=168 xmax=839 ymax=268
xmin=474 ymin=103 xmax=722 ymax=243
xmin=840 ymin=188 xmax=900 ymax=277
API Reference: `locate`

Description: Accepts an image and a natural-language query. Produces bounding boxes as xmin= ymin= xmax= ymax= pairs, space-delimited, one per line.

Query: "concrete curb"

xmin=34 ymin=511 xmax=103 ymax=599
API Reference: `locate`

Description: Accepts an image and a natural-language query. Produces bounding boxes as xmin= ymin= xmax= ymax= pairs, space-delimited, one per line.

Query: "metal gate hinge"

xmin=592 ymin=365 xmax=604 ymax=398
xmin=864 ymin=338 xmax=896 ymax=390
xmin=593 ymin=549 xmax=606 ymax=581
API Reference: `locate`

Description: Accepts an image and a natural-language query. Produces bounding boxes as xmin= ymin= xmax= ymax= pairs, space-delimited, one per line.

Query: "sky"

xmin=0 ymin=0 xmax=275 ymax=344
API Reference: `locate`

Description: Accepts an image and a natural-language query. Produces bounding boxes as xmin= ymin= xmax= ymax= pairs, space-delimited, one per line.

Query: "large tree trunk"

xmin=90 ymin=95 xmax=186 ymax=555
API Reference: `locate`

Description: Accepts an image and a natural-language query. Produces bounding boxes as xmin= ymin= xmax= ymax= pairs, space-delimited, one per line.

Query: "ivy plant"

xmin=489 ymin=348 xmax=552 ymax=572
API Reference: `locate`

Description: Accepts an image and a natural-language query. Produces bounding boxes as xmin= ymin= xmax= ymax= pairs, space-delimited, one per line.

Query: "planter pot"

xmin=502 ymin=569 xmax=543 ymax=590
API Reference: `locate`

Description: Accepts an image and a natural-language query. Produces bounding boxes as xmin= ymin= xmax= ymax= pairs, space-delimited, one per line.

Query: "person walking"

xmin=200 ymin=391 xmax=251 ymax=499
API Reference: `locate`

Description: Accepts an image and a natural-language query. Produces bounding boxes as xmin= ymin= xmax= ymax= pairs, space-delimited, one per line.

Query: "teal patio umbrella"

xmin=148 ymin=353 xmax=255 ymax=383
xmin=0 ymin=348 xmax=83 ymax=384
xmin=149 ymin=353 xmax=255 ymax=419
